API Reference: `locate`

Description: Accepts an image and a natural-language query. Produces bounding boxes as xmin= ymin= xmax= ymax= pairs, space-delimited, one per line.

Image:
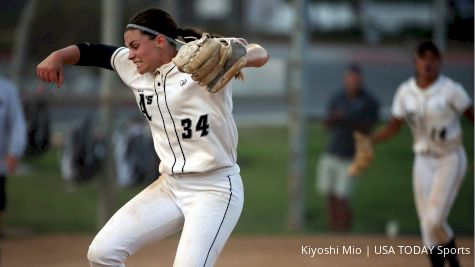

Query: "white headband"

xmin=126 ymin=23 xmax=184 ymax=46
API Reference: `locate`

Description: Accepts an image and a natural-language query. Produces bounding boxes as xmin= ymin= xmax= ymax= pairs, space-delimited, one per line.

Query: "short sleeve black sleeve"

xmin=75 ymin=43 xmax=119 ymax=70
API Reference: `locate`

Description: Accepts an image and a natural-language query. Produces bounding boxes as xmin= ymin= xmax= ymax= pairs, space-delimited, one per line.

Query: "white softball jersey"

xmin=110 ymin=47 xmax=239 ymax=176
xmin=88 ymin=47 xmax=244 ymax=267
xmin=392 ymin=75 xmax=472 ymax=156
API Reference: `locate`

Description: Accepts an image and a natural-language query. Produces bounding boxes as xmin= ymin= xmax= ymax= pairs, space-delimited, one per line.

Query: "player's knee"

xmin=87 ymin=240 xmax=123 ymax=266
xmin=87 ymin=243 xmax=105 ymax=265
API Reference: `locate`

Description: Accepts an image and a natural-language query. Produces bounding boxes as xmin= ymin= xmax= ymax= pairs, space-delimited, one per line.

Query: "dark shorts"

xmin=0 ymin=176 xmax=5 ymax=211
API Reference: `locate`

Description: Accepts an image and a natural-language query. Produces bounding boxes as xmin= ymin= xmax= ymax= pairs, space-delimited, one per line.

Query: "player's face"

xmin=124 ymin=30 xmax=161 ymax=74
xmin=344 ymin=70 xmax=361 ymax=96
xmin=415 ymin=51 xmax=440 ymax=82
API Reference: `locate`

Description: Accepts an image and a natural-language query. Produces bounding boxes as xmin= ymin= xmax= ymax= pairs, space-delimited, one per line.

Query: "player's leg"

xmin=413 ymin=154 xmax=443 ymax=267
xmin=316 ymin=154 xmax=333 ymax=196
xmin=316 ymin=155 xmax=337 ymax=230
xmin=87 ymin=175 xmax=184 ymax=267
xmin=443 ymin=239 xmax=461 ymax=267
xmin=334 ymin=157 xmax=355 ymax=232
xmin=173 ymin=173 xmax=244 ymax=267
xmin=413 ymin=154 xmax=437 ymax=245
xmin=425 ymin=148 xmax=466 ymax=267
xmin=423 ymin=148 xmax=466 ymax=244
xmin=414 ymin=148 xmax=467 ymax=267
xmin=327 ymin=194 xmax=341 ymax=231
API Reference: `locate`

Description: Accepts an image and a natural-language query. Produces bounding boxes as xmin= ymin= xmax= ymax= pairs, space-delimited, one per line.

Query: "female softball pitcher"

xmin=371 ymin=41 xmax=473 ymax=267
xmin=37 ymin=8 xmax=268 ymax=267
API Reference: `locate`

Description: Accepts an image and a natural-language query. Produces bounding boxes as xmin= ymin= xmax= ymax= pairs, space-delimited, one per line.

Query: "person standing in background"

xmin=0 ymin=76 xmax=27 ymax=237
xmin=316 ymin=64 xmax=379 ymax=232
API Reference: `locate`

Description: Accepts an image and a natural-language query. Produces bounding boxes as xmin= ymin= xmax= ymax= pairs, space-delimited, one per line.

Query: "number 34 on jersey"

xmin=138 ymin=93 xmax=210 ymax=140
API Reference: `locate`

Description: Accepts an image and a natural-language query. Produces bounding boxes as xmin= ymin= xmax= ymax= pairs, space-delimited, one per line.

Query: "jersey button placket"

xmin=155 ymin=73 xmax=162 ymax=87
xmin=159 ymin=77 xmax=164 ymax=88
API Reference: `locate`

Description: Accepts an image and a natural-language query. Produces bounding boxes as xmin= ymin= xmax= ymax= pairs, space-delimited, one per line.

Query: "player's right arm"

xmin=37 ymin=43 xmax=118 ymax=88
xmin=37 ymin=45 xmax=80 ymax=88
xmin=370 ymin=117 xmax=403 ymax=144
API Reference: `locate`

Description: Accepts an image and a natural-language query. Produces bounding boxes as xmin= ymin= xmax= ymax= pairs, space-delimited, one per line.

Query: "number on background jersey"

xmin=431 ymin=127 xmax=446 ymax=142
xmin=181 ymin=114 xmax=210 ymax=139
xmin=139 ymin=94 xmax=152 ymax=121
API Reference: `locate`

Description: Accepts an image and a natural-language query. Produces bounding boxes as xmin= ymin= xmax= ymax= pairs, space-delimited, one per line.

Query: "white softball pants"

xmin=87 ymin=170 xmax=244 ymax=267
xmin=413 ymin=147 xmax=467 ymax=246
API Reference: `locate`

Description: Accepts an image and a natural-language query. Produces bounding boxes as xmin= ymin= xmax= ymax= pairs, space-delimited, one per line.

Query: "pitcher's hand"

xmin=37 ymin=52 xmax=65 ymax=88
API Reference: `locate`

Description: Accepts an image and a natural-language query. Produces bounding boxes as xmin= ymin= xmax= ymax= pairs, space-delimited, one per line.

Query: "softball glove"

xmin=348 ymin=131 xmax=374 ymax=176
xmin=172 ymin=33 xmax=247 ymax=93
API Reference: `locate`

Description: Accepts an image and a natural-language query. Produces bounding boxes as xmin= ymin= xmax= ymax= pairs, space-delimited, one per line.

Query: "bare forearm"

xmin=371 ymin=117 xmax=403 ymax=144
xmin=51 ymin=45 xmax=81 ymax=65
xmin=37 ymin=45 xmax=81 ymax=87
xmin=245 ymin=44 xmax=269 ymax=68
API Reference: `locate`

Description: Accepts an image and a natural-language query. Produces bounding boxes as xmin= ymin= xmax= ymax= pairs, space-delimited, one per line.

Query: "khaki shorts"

xmin=316 ymin=154 xmax=356 ymax=198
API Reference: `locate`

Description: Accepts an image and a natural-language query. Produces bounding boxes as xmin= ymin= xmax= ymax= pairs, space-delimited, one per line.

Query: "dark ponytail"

xmin=177 ymin=27 xmax=202 ymax=40
xmin=128 ymin=8 xmax=178 ymax=39
xmin=127 ymin=8 xmax=223 ymax=44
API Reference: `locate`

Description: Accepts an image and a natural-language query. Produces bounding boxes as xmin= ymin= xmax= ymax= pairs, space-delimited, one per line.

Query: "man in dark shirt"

xmin=316 ymin=64 xmax=379 ymax=232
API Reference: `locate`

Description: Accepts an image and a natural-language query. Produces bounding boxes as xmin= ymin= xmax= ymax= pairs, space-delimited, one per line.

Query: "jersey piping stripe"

xmin=163 ymin=66 xmax=187 ymax=173
xmin=203 ymin=176 xmax=233 ymax=267
xmin=111 ymin=47 xmax=126 ymax=71
xmin=153 ymin=74 xmax=177 ymax=174
xmin=421 ymin=98 xmax=429 ymax=150
xmin=408 ymin=89 xmax=426 ymax=149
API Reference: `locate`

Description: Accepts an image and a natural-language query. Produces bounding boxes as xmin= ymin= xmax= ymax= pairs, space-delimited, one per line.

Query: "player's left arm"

xmin=463 ymin=106 xmax=474 ymax=123
xmin=450 ymin=82 xmax=473 ymax=123
xmin=370 ymin=116 xmax=404 ymax=145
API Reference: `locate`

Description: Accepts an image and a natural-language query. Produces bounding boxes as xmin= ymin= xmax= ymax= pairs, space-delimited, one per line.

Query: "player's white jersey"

xmin=392 ymin=75 xmax=471 ymax=156
xmin=111 ymin=47 xmax=239 ymax=175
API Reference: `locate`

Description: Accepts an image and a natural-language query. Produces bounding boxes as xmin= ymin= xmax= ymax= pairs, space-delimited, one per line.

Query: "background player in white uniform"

xmin=370 ymin=41 xmax=473 ymax=267
xmin=37 ymin=8 xmax=269 ymax=267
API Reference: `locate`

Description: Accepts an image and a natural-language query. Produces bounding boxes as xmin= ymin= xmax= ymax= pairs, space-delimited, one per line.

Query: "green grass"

xmin=7 ymin=121 xmax=474 ymax=236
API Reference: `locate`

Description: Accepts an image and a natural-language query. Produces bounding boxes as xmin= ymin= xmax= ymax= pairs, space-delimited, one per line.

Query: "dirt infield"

xmin=2 ymin=234 xmax=473 ymax=267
